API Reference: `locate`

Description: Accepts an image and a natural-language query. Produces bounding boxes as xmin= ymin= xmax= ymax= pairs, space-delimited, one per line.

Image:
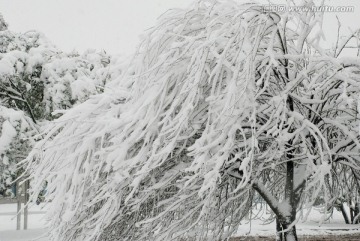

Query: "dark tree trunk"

xmin=275 ymin=221 xmax=298 ymax=241
xmin=350 ymin=206 xmax=354 ymax=223
xmin=339 ymin=203 xmax=350 ymax=224
xmin=282 ymin=223 xmax=298 ymax=241
xmin=276 ymin=218 xmax=283 ymax=241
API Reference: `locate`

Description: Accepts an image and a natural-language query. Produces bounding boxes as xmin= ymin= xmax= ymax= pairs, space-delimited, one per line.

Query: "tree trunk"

xmin=253 ymin=181 xmax=301 ymax=241
xmin=276 ymin=218 xmax=283 ymax=241
xmin=339 ymin=203 xmax=350 ymax=224
xmin=279 ymin=222 xmax=298 ymax=241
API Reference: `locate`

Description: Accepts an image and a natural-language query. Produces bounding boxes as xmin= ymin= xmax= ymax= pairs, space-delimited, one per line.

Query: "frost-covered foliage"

xmin=40 ymin=49 xmax=113 ymax=118
xmin=24 ymin=1 xmax=360 ymax=241
xmin=0 ymin=17 xmax=122 ymax=196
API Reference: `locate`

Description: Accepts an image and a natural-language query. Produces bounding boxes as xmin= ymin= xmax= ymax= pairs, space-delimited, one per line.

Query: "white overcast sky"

xmin=0 ymin=0 xmax=194 ymax=55
xmin=0 ymin=0 xmax=360 ymax=55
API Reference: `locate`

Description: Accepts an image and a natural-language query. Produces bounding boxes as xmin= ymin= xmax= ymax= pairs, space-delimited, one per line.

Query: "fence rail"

xmin=0 ymin=198 xmax=25 ymax=204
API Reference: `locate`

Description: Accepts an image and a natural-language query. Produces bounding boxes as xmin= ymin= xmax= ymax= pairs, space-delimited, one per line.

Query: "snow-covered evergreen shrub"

xmin=0 ymin=15 xmax=121 ymax=196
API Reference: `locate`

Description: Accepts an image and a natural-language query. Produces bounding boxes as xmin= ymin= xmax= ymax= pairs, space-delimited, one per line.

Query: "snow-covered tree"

xmin=0 ymin=29 xmax=115 ymax=120
xmin=24 ymin=1 xmax=360 ymax=241
xmin=0 ymin=21 xmax=47 ymax=195
xmin=0 ymin=16 xmax=120 ymax=196
xmin=0 ymin=13 xmax=8 ymax=31
xmin=329 ymin=163 xmax=360 ymax=224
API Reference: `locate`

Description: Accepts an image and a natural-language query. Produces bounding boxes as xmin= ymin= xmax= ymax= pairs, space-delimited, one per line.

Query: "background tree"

xmin=24 ymin=1 xmax=360 ymax=241
xmin=0 ymin=16 xmax=121 ymax=197
xmin=329 ymin=163 xmax=360 ymax=224
xmin=0 ymin=13 xmax=7 ymax=31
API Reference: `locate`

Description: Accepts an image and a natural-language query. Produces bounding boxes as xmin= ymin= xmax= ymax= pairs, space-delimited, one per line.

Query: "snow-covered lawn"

xmin=235 ymin=206 xmax=360 ymax=237
xmin=0 ymin=203 xmax=47 ymax=241
xmin=0 ymin=230 xmax=47 ymax=241
xmin=1 ymin=203 xmax=359 ymax=241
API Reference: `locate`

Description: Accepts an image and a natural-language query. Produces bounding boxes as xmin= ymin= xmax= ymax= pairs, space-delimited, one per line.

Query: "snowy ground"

xmin=0 ymin=203 xmax=359 ymax=241
xmin=0 ymin=203 xmax=47 ymax=241
xmin=235 ymin=206 xmax=360 ymax=237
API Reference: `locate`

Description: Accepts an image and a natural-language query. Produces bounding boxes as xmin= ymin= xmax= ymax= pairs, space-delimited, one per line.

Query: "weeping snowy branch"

xmin=23 ymin=1 xmax=360 ymax=241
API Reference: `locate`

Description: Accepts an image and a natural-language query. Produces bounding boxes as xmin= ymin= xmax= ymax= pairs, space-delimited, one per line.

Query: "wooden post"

xmin=24 ymin=180 xmax=29 ymax=230
xmin=16 ymin=180 xmax=21 ymax=230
